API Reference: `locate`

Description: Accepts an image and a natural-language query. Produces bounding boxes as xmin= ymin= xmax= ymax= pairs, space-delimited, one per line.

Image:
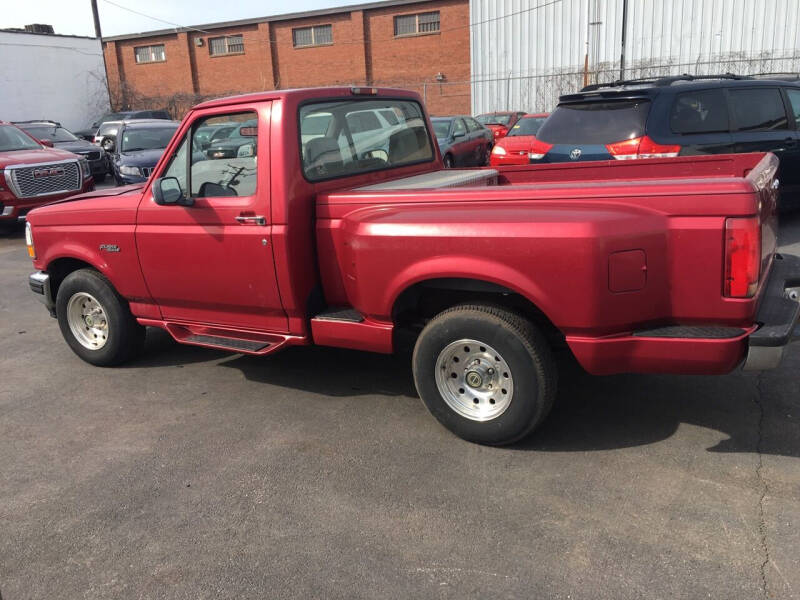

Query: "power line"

xmin=99 ymin=0 xmax=564 ymax=46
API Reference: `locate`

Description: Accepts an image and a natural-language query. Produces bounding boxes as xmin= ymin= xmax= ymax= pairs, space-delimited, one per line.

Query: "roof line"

xmin=0 ymin=29 xmax=98 ymax=40
xmin=102 ymin=0 xmax=437 ymax=42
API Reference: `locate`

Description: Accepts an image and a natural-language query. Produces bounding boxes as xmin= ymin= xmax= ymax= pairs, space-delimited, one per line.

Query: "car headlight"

xmin=79 ymin=158 xmax=91 ymax=179
xmin=25 ymin=222 xmax=36 ymax=259
xmin=119 ymin=165 xmax=141 ymax=177
xmin=492 ymin=145 xmax=507 ymax=155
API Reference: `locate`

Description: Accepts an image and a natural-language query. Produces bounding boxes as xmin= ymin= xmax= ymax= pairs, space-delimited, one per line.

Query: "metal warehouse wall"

xmin=470 ymin=0 xmax=800 ymax=113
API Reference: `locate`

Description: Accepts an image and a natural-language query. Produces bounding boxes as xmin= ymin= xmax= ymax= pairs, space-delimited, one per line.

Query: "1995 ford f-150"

xmin=25 ymin=87 xmax=800 ymax=445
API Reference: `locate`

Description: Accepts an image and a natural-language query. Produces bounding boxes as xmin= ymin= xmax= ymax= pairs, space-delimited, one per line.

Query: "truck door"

xmin=135 ymin=102 xmax=288 ymax=332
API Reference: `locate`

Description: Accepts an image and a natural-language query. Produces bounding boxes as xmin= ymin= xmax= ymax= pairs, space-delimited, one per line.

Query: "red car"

xmin=489 ymin=113 xmax=550 ymax=166
xmin=24 ymin=87 xmax=800 ymax=445
xmin=475 ymin=111 xmax=527 ymax=140
xmin=0 ymin=121 xmax=94 ymax=232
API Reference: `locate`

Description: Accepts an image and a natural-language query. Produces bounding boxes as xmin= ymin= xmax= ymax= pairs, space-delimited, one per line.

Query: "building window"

xmin=394 ymin=11 xmax=440 ymax=36
xmin=292 ymin=24 xmax=333 ymax=48
xmin=134 ymin=44 xmax=166 ymax=64
xmin=209 ymin=35 xmax=245 ymax=56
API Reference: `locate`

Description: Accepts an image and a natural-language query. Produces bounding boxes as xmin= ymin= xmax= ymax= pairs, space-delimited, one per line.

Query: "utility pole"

xmin=619 ymin=0 xmax=629 ymax=81
xmin=91 ymin=0 xmax=114 ymax=110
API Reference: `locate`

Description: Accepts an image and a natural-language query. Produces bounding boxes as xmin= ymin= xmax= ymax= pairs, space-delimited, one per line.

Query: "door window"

xmin=452 ymin=118 xmax=466 ymax=136
xmin=465 ymin=117 xmax=483 ymax=132
xmin=669 ymin=89 xmax=729 ymax=134
xmin=729 ymin=88 xmax=788 ymax=131
xmin=785 ymin=88 xmax=800 ymax=126
xmin=163 ymin=111 xmax=258 ymax=198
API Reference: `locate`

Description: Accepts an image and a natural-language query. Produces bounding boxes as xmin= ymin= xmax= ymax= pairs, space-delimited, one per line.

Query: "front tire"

xmin=56 ymin=269 xmax=145 ymax=366
xmin=412 ymin=304 xmax=557 ymax=445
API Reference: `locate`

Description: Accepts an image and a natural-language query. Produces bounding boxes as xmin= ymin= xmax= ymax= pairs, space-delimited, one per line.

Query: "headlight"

xmin=120 ymin=165 xmax=141 ymax=177
xmin=25 ymin=222 xmax=35 ymax=259
xmin=79 ymin=158 xmax=91 ymax=179
xmin=492 ymin=145 xmax=507 ymax=155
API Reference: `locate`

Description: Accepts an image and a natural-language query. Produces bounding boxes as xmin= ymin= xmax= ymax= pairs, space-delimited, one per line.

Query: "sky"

xmin=2 ymin=0 xmax=379 ymax=38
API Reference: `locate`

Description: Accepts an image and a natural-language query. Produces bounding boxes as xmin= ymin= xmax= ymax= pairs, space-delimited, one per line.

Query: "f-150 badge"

xmin=99 ymin=244 xmax=120 ymax=252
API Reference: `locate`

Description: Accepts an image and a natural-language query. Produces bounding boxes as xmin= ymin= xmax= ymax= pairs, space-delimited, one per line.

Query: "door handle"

xmin=235 ymin=215 xmax=266 ymax=226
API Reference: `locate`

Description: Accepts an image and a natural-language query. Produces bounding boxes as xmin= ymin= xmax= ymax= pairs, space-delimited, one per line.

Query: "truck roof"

xmin=192 ymin=86 xmax=422 ymax=111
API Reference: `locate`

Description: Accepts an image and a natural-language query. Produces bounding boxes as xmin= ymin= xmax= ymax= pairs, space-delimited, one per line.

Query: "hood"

xmin=27 ymin=184 xmax=145 ymax=227
xmin=53 ymin=140 xmax=99 ymax=153
xmin=117 ymin=148 xmax=165 ymax=167
xmin=0 ymin=147 xmax=80 ymax=168
xmin=496 ymin=135 xmax=537 ymax=152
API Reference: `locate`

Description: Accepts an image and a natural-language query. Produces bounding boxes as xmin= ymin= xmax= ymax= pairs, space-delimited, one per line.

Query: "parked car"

xmin=204 ymin=119 xmax=259 ymax=159
xmin=74 ymin=109 xmax=171 ymax=141
xmin=431 ymin=115 xmax=493 ymax=167
xmin=107 ymin=120 xmax=180 ymax=185
xmin=194 ymin=122 xmax=239 ymax=151
xmin=532 ymin=73 xmax=800 ymax=209
xmin=94 ymin=117 xmax=172 ymax=150
xmin=475 ymin=111 xmax=527 ymax=140
xmin=23 ymin=87 xmax=800 ymax=446
xmin=14 ymin=120 xmax=109 ymax=182
xmin=0 ymin=121 xmax=93 ymax=231
xmin=489 ymin=113 xmax=549 ymax=166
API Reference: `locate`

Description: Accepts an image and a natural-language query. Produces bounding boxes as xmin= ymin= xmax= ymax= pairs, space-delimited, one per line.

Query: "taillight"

xmin=606 ymin=135 xmax=680 ymax=160
xmin=528 ymin=139 xmax=553 ymax=160
xmin=724 ymin=217 xmax=760 ymax=298
xmin=493 ymin=128 xmax=506 ymax=138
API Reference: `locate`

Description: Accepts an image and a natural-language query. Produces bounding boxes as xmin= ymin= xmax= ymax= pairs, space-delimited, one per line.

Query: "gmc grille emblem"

xmin=33 ymin=167 xmax=65 ymax=178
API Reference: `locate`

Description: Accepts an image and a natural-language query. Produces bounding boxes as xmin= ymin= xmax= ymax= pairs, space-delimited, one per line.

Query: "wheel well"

xmin=47 ymin=258 xmax=95 ymax=302
xmin=392 ymin=278 xmax=564 ymax=347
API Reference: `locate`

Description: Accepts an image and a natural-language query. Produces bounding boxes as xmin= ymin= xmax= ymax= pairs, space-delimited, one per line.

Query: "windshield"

xmin=476 ymin=113 xmax=511 ymax=126
xmin=537 ymin=100 xmax=651 ymax=144
xmin=120 ymin=126 xmax=178 ymax=152
xmin=432 ymin=120 xmax=451 ymax=138
xmin=507 ymin=117 xmax=546 ymax=137
xmin=299 ymin=98 xmax=433 ymax=181
xmin=0 ymin=125 xmax=42 ymax=151
xmin=23 ymin=126 xmax=79 ymax=142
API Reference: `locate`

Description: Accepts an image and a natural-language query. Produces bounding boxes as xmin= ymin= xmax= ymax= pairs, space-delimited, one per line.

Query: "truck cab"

xmin=24 ymin=87 xmax=800 ymax=445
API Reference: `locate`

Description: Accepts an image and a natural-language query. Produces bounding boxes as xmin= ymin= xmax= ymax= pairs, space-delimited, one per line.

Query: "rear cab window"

xmin=537 ymin=99 xmax=651 ymax=144
xmin=299 ymin=98 xmax=434 ymax=181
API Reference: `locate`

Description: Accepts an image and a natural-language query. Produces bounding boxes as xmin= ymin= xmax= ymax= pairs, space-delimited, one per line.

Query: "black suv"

xmin=532 ymin=74 xmax=800 ymax=207
xmin=74 ymin=110 xmax=171 ymax=141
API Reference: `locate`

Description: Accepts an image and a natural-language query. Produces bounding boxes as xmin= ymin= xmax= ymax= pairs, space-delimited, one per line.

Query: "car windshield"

xmin=476 ymin=113 xmax=511 ymax=125
xmin=432 ymin=120 xmax=452 ymax=138
xmin=120 ymin=126 xmax=178 ymax=152
xmin=300 ymin=98 xmax=433 ymax=181
xmin=0 ymin=125 xmax=43 ymax=151
xmin=23 ymin=126 xmax=79 ymax=142
xmin=506 ymin=117 xmax=547 ymax=137
xmin=537 ymin=100 xmax=651 ymax=144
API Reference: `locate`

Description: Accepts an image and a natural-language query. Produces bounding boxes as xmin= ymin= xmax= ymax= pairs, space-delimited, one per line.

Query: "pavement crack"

xmin=754 ymin=372 xmax=771 ymax=600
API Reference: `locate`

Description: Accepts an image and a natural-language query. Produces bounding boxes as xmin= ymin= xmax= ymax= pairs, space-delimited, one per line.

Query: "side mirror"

xmin=152 ymin=177 xmax=194 ymax=206
xmin=453 ymin=130 xmax=465 ymax=138
xmin=39 ymin=139 xmax=54 ymax=148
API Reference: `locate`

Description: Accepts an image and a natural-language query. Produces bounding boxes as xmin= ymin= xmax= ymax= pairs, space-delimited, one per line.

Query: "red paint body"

xmin=26 ymin=88 xmax=781 ymax=375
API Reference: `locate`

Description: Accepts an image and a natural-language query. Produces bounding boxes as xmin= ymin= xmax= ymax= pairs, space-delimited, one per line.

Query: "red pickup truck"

xmin=25 ymin=87 xmax=800 ymax=445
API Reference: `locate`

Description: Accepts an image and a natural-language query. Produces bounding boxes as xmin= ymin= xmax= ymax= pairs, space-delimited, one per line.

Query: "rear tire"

xmin=443 ymin=154 xmax=454 ymax=168
xmin=56 ymin=269 xmax=145 ymax=366
xmin=94 ymin=173 xmax=106 ymax=183
xmin=412 ymin=304 xmax=557 ymax=445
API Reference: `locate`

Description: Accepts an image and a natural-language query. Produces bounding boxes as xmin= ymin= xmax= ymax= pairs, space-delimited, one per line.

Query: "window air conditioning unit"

xmin=195 ymin=38 xmax=204 ymax=46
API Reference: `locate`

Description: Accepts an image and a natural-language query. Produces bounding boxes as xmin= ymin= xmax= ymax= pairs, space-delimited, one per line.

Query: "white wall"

xmin=0 ymin=31 xmax=110 ymax=131
xmin=471 ymin=0 xmax=800 ymax=114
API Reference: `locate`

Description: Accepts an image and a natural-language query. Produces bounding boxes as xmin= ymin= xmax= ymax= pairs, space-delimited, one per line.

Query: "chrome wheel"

xmin=66 ymin=292 xmax=109 ymax=350
xmin=434 ymin=338 xmax=514 ymax=421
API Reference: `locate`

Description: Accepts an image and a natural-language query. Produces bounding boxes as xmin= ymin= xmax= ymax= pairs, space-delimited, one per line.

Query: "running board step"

xmin=313 ymin=307 xmax=364 ymax=322
xmin=632 ymin=325 xmax=746 ymax=339
xmin=184 ymin=334 xmax=270 ymax=352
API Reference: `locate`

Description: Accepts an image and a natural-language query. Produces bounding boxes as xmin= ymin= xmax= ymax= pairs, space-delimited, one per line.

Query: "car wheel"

xmin=412 ymin=304 xmax=557 ymax=445
xmin=443 ymin=154 xmax=454 ymax=168
xmin=94 ymin=173 xmax=106 ymax=183
xmin=56 ymin=269 xmax=145 ymax=366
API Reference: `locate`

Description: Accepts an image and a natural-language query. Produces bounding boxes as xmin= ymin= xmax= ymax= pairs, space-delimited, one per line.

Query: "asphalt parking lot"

xmin=1 ymin=209 xmax=799 ymax=600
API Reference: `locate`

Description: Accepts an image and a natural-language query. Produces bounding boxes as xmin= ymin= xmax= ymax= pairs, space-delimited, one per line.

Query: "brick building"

xmin=102 ymin=0 xmax=470 ymax=117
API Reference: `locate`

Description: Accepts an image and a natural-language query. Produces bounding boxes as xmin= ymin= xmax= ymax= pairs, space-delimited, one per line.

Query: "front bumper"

xmin=742 ymin=253 xmax=800 ymax=370
xmin=29 ymin=271 xmax=56 ymax=317
xmin=1 ymin=178 xmax=95 ymax=222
